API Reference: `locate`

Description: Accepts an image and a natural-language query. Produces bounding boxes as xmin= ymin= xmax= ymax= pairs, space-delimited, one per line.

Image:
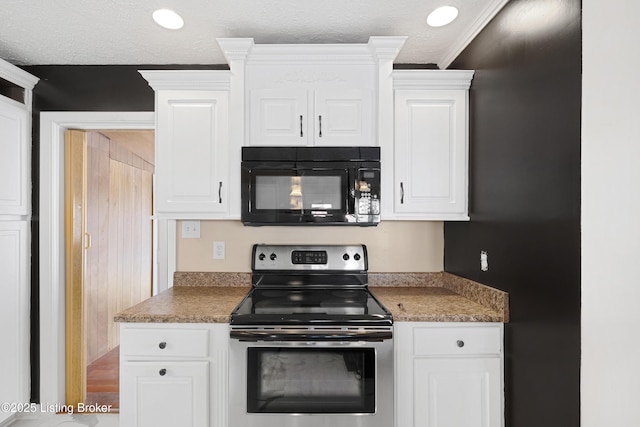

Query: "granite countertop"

xmin=114 ymin=272 xmax=508 ymax=323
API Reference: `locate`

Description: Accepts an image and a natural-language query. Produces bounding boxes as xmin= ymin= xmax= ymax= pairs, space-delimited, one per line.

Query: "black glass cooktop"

xmin=230 ymin=287 xmax=393 ymax=326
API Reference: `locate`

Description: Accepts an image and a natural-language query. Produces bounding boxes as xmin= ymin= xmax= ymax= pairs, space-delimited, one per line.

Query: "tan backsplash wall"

xmin=176 ymin=220 xmax=443 ymax=272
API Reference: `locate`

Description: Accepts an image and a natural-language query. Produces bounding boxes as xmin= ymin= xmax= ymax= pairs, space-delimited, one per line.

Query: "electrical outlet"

xmin=213 ymin=241 xmax=225 ymax=260
xmin=182 ymin=221 xmax=200 ymax=239
xmin=480 ymin=251 xmax=489 ymax=271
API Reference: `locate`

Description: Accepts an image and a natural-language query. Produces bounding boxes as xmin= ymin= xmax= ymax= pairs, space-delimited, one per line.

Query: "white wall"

xmin=582 ymin=0 xmax=640 ymax=425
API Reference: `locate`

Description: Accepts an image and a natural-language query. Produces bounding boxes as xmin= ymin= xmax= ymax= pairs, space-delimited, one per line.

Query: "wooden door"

xmin=65 ymin=130 xmax=154 ymax=406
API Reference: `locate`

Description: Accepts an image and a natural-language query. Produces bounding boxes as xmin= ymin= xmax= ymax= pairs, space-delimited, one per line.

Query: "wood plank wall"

xmin=85 ymin=131 xmax=154 ymax=365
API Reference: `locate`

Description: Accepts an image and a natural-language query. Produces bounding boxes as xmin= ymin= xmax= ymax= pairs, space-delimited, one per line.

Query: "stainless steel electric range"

xmin=229 ymin=244 xmax=393 ymax=427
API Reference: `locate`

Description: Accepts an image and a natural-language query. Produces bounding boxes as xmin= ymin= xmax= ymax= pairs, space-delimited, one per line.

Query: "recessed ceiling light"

xmin=427 ymin=6 xmax=459 ymax=27
xmin=152 ymin=9 xmax=184 ymax=30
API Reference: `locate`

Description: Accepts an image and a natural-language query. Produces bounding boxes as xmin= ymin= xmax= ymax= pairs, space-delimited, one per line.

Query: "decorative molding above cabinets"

xmin=383 ymin=70 xmax=474 ymax=221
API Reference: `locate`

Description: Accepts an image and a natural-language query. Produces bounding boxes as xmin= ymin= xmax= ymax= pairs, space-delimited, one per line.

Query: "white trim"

xmin=39 ymin=111 xmax=155 ymax=405
xmin=438 ymin=0 xmax=510 ymax=69
xmin=220 ymin=36 xmax=407 ymax=66
xmin=167 ymin=220 xmax=177 ymax=288
xmin=393 ymin=70 xmax=475 ymax=90
xmin=0 ymin=58 xmax=39 ymax=90
xmin=138 ymin=70 xmax=231 ymax=91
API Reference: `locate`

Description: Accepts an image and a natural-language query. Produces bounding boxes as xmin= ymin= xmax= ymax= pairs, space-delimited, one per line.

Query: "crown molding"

xmin=216 ymin=38 xmax=254 ymax=64
xmin=393 ymin=70 xmax=475 ymax=90
xmin=0 ymin=58 xmax=39 ymax=90
xmin=224 ymin=36 xmax=407 ymax=66
xmin=138 ymin=70 xmax=231 ymax=91
xmin=438 ymin=0 xmax=510 ymax=69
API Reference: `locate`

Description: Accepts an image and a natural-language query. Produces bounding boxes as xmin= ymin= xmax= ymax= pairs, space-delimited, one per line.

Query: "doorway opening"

xmin=65 ymin=129 xmax=155 ymax=410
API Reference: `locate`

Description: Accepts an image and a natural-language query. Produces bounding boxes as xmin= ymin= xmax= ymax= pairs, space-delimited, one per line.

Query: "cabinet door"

xmin=249 ymin=88 xmax=308 ymax=146
xmin=121 ymin=361 xmax=209 ymax=427
xmin=413 ymin=357 xmax=502 ymax=427
xmin=393 ymin=90 xmax=468 ymax=219
xmin=155 ymin=90 xmax=229 ymax=214
xmin=313 ymin=89 xmax=373 ymax=146
xmin=0 ymin=97 xmax=29 ymax=216
xmin=0 ymin=221 xmax=29 ymax=425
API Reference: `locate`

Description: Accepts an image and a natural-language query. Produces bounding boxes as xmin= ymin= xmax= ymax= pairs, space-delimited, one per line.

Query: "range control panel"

xmin=252 ymin=244 xmax=367 ymax=272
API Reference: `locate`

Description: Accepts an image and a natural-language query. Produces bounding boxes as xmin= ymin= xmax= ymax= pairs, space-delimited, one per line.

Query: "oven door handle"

xmin=230 ymin=329 xmax=392 ymax=342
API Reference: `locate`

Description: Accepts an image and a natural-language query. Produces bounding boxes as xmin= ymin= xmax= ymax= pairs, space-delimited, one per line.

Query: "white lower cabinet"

xmin=120 ymin=323 xmax=229 ymax=427
xmin=395 ymin=323 xmax=504 ymax=427
xmin=121 ymin=361 xmax=209 ymax=427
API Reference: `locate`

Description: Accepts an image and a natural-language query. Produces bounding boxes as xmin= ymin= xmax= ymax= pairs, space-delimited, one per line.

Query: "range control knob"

xmin=258 ymin=253 xmax=266 ymax=261
xmin=270 ymin=253 xmax=277 ymax=261
xmin=354 ymin=253 xmax=361 ymax=261
xmin=343 ymin=253 xmax=350 ymax=261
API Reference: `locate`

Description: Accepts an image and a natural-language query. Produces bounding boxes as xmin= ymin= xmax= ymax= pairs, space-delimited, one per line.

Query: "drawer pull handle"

xmin=159 ymin=341 xmax=167 ymax=349
xmin=159 ymin=368 xmax=167 ymax=376
xmin=456 ymin=340 xmax=465 ymax=348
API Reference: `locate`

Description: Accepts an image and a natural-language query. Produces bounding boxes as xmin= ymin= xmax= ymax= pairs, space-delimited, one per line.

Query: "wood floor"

xmin=86 ymin=345 xmax=119 ymax=410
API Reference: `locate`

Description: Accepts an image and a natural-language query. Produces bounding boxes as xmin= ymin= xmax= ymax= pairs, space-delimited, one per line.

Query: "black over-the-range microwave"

xmin=241 ymin=146 xmax=381 ymax=226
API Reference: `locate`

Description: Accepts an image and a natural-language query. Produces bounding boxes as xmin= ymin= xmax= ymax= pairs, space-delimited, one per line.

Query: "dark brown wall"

xmin=445 ymin=0 xmax=581 ymax=426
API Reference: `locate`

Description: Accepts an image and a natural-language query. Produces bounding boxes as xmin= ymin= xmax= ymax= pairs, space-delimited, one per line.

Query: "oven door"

xmin=229 ymin=328 xmax=393 ymax=427
xmin=241 ymin=162 xmax=352 ymax=225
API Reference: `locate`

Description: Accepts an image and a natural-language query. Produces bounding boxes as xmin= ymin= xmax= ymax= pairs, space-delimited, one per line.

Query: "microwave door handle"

xmin=318 ymin=115 xmax=322 ymax=138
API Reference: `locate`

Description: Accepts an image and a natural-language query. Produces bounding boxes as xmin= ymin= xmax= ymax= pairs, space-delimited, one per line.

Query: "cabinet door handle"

xmin=158 ymin=341 xmax=167 ymax=349
xmin=159 ymin=368 xmax=167 ymax=376
xmin=456 ymin=340 xmax=465 ymax=348
xmin=318 ymin=115 xmax=322 ymax=138
xmin=400 ymin=182 xmax=405 ymax=204
xmin=84 ymin=232 xmax=92 ymax=250
xmin=218 ymin=181 xmax=223 ymax=204
xmin=300 ymin=115 xmax=304 ymax=137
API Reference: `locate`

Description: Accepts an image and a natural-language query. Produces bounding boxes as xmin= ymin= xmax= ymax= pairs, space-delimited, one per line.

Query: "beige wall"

xmin=176 ymin=220 xmax=443 ymax=272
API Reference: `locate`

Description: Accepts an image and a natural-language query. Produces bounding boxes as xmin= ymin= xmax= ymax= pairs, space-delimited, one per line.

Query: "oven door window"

xmin=252 ymin=169 xmax=347 ymax=213
xmin=246 ymin=348 xmax=375 ymax=413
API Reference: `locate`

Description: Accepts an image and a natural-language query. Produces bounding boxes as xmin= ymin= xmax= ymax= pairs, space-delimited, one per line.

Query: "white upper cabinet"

xmin=218 ymin=37 xmax=406 ymax=148
xmin=250 ymin=88 xmax=372 ymax=146
xmin=140 ymin=71 xmax=231 ymax=218
xmin=383 ymin=70 xmax=474 ymax=221
xmin=0 ymin=98 xmax=29 ymax=216
xmin=0 ymin=62 xmax=37 ymax=218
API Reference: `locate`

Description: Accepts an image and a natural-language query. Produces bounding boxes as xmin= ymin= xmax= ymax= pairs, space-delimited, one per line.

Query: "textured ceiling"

xmin=0 ymin=0 xmax=508 ymax=68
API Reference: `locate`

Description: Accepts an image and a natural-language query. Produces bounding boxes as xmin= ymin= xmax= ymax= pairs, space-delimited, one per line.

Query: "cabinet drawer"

xmin=412 ymin=325 xmax=501 ymax=356
xmin=121 ymin=328 xmax=209 ymax=358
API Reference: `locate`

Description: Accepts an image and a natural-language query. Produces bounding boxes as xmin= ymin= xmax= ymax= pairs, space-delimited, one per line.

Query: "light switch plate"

xmin=182 ymin=221 xmax=201 ymax=239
